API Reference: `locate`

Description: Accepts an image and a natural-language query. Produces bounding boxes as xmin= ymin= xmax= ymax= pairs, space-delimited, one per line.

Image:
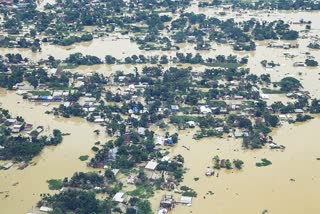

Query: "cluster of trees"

xmin=40 ymin=190 xmax=112 ymax=214
xmin=0 ymin=0 xmax=191 ymax=54
xmin=308 ymin=42 xmax=320 ymax=49
xmin=0 ymin=35 xmax=41 ymax=51
xmin=54 ymin=103 xmax=84 ymax=118
xmin=295 ymin=114 xmax=313 ymax=122
xmin=253 ymin=20 xmax=299 ymax=40
xmin=53 ymin=34 xmax=93 ymax=46
xmin=261 ymin=60 xmax=279 ymax=68
xmin=64 ymin=53 xmax=103 ymax=66
xmin=279 ymin=77 xmax=301 ymax=92
xmin=25 ymin=68 xmax=70 ymax=89
xmin=168 ymin=13 xmax=256 ymax=50
xmin=213 ymin=155 xmax=244 ymax=169
xmin=305 ymin=59 xmax=318 ymax=67
xmin=40 ymin=188 xmax=153 ymax=214
xmin=0 ymin=66 xmax=24 ymax=89
xmin=170 ymin=12 xmax=299 ymax=51
xmin=170 ymin=115 xmax=225 ymax=129
xmin=5 ymin=53 xmax=26 ymax=64
xmin=0 ymin=61 xmax=72 ymax=90
xmin=156 ymin=155 xmax=185 ymax=181
xmin=144 ymin=67 xmax=191 ymax=104
xmin=89 ymin=130 xmax=156 ymax=170
xmin=0 ymin=0 xmax=306 ymax=56
xmin=0 ymin=126 xmax=63 ymax=161
xmin=271 ymin=97 xmax=308 ymax=114
xmin=310 ymin=99 xmax=320 ymax=113
xmin=194 ymin=129 xmax=223 ymax=139
xmin=104 ymin=53 xmax=247 ymax=67
xmin=200 ymin=0 xmax=320 ymax=10
xmin=66 ymin=172 xmax=105 ymax=189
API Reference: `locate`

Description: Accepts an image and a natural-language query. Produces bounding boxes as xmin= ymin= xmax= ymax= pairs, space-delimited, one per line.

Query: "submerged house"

xmin=160 ymin=195 xmax=175 ymax=211
xmin=3 ymin=162 xmax=13 ymax=169
xmin=112 ymin=192 xmax=126 ymax=203
xmin=234 ymin=131 xmax=244 ymax=138
xmin=293 ymin=62 xmax=305 ymax=67
xmin=11 ymin=124 xmax=23 ymax=133
xmin=39 ymin=206 xmax=53 ymax=212
xmin=145 ymin=160 xmax=158 ymax=171
xmin=179 ymin=196 xmax=193 ymax=205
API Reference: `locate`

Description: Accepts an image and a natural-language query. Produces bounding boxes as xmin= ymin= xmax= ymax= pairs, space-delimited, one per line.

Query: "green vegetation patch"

xmin=127 ymin=184 xmax=154 ymax=199
xmin=47 ymin=179 xmax=63 ymax=190
xmin=30 ymin=90 xmax=52 ymax=96
xmin=79 ymin=155 xmax=89 ymax=161
xmin=180 ymin=186 xmax=197 ymax=197
xmin=262 ymin=88 xmax=283 ymax=94
xmin=256 ymin=158 xmax=272 ymax=167
xmin=91 ymin=146 xmax=99 ymax=152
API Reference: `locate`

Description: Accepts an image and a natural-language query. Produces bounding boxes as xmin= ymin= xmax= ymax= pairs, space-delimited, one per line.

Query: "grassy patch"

xmin=179 ymin=106 xmax=192 ymax=114
xmin=47 ymin=179 xmax=63 ymax=190
xmin=262 ymin=88 xmax=283 ymax=94
xmin=240 ymin=101 xmax=255 ymax=110
xmin=59 ymin=64 xmax=79 ymax=69
xmin=127 ymin=184 xmax=154 ymax=199
xmin=79 ymin=155 xmax=89 ymax=161
xmin=180 ymin=185 xmax=197 ymax=197
xmin=30 ymin=90 xmax=51 ymax=96
xmin=208 ymin=100 xmax=227 ymax=108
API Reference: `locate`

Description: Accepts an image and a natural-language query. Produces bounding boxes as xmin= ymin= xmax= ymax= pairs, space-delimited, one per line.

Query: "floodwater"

xmin=150 ymin=117 xmax=320 ymax=214
xmin=0 ymin=36 xmax=141 ymax=61
xmin=0 ymin=4 xmax=319 ymax=214
xmin=0 ymin=90 xmax=107 ymax=214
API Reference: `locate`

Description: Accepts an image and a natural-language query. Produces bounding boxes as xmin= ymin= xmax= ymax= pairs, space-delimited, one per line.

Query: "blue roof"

xmin=131 ymin=106 xmax=138 ymax=111
xmin=167 ymin=139 xmax=174 ymax=145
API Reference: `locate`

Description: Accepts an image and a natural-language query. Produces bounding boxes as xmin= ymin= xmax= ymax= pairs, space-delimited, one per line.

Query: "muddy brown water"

xmin=0 ymin=90 xmax=107 ymax=213
xmin=0 ymin=6 xmax=319 ymax=214
xmin=149 ymin=117 xmax=320 ymax=214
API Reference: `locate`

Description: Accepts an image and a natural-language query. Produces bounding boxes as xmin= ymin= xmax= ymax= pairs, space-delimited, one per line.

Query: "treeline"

xmin=52 ymin=33 xmax=93 ymax=46
xmin=0 ymin=66 xmax=71 ymax=90
xmin=199 ymin=0 xmax=320 ymax=10
xmin=0 ymin=108 xmax=63 ymax=161
xmin=64 ymin=52 xmax=248 ymax=67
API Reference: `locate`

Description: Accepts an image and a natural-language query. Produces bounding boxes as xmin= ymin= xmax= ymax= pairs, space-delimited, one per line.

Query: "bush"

xmin=91 ymin=146 xmax=99 ymax=152
xmin=305 ymin=59 xmax=318 ymax=67
xmin=256 ymin=158 xmax=272 ymax=167
xmin=233 ymin=159 xmax=244 ymax=169
xmin=47 ymin=179 xmax=63 ymax=190
xmin=279 ymin=77 xmax=301 ymax=92
xmin=79 ymin=155 xmax=89 ymax=161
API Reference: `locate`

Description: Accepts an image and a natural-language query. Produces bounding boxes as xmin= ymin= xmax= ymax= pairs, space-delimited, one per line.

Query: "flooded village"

xmin=0 ymin=0 xmax=320 ymax=214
